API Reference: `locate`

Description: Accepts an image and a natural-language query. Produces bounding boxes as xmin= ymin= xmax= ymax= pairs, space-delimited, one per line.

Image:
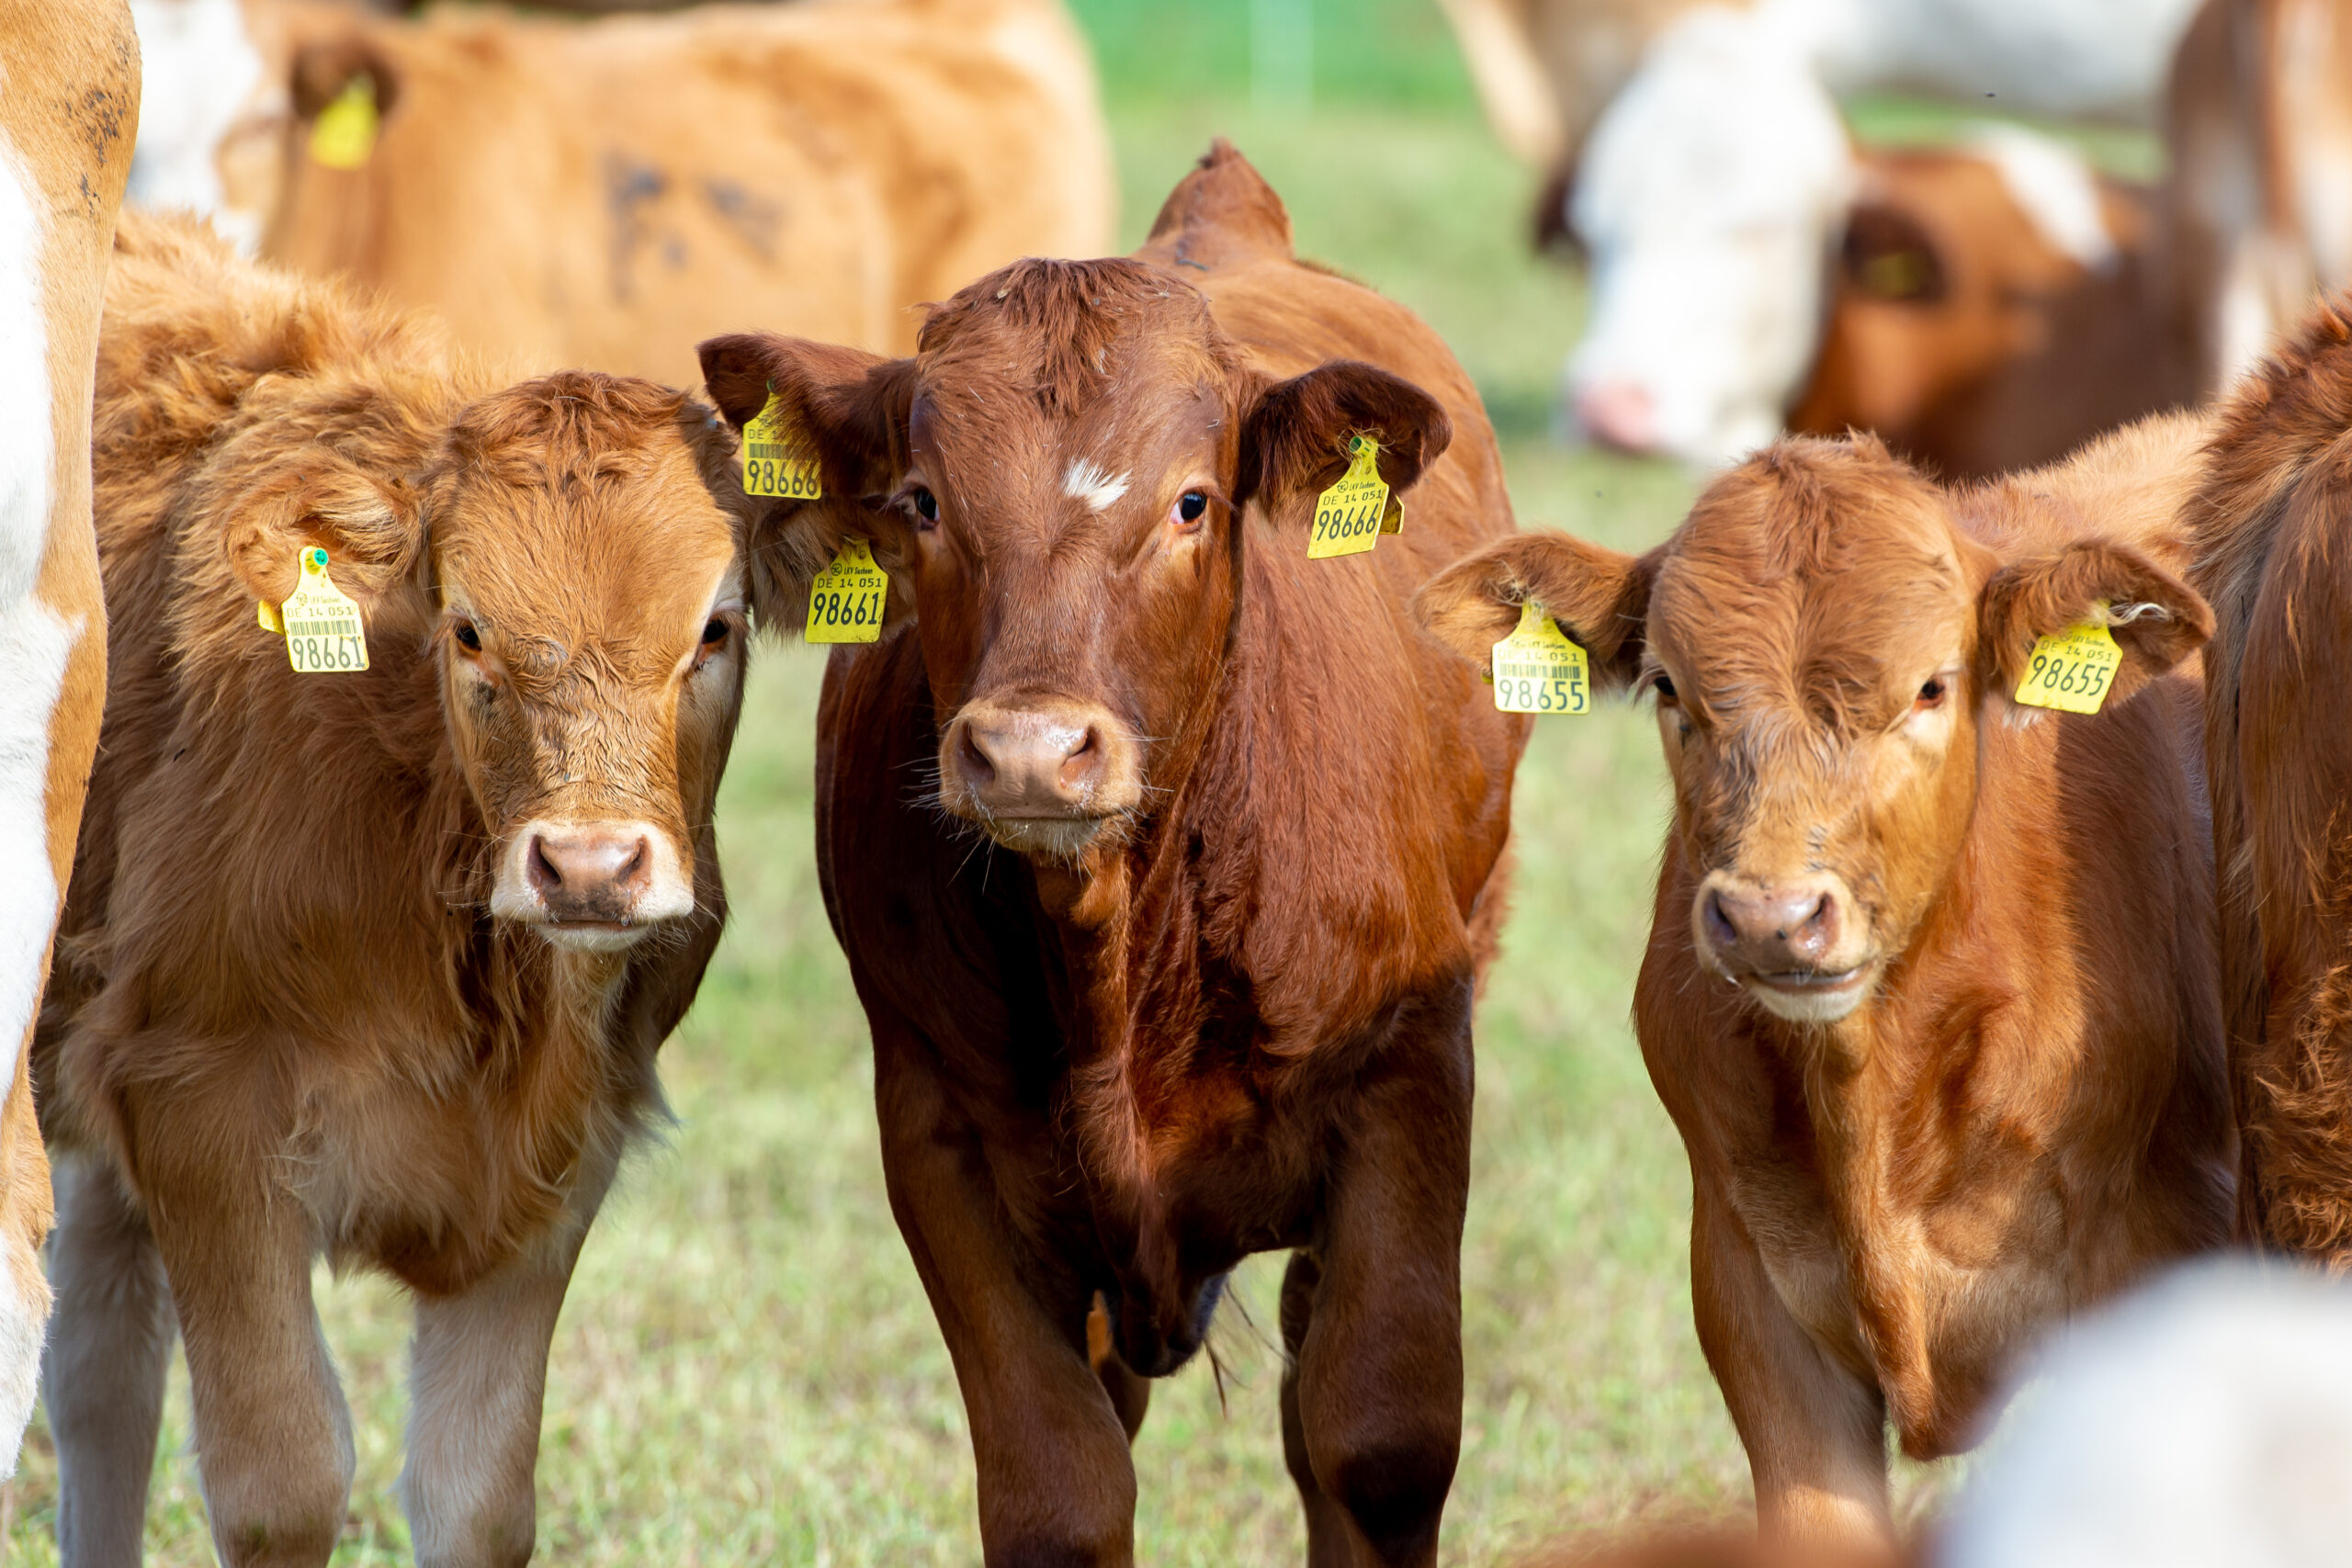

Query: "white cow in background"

xmin=1479 ymin=0 xmax=2204 ymax=464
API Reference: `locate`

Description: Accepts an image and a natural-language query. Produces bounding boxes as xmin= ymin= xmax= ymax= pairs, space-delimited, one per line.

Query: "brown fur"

xmin=1791 ymin=146 xmax=2199 ymax=481
xmin=36 ymin=212 xmax=752 ymax=1565
xmin=220 ymin=0 xmax=1113 ymax=384
xmin=2186 ymin=297 xmax=2352 ymax=1262
xmin=1419 ymin=416 xmax=2233 ymax=1551
xmin=698 ymin=142 xmax=1525 ymax=1565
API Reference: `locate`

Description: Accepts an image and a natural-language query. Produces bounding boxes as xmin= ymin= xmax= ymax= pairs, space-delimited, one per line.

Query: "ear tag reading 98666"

xmin=1307 ymin=434 xmax=1389 ymax=559
xmin=269 ymin=547 xmax=370 ymax=672
xmin=2013 ymin=606 xmax=2121 ymax=715
xmin=805 ymin=538 xmax=888 ymax=644
xmin=743 ymin=389 xmax=823 ymax=502
xmin=1491 ymin=601 xmax=1589 ymax=716
xmin=309 ymin=75 xmax=380 ymax=171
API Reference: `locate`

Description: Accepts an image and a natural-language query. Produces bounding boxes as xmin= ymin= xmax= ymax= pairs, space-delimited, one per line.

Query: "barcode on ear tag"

xmin=2014 ymin=615 xmax=2120 ymax=714
xmin=744 ymin=391 xmax=823 ymax=501
xmin=1491 ymin=601 xmax=1589 ymax=716
xmin=1307 ymin=434 xmax=1388 ymax=559
xmin=310 ymin=76 xmax=379 ymax=171
xmin=805 ymin=538 xmax=887 ymax=644
xmin=278 ymin=547 xmax=369 ymax=672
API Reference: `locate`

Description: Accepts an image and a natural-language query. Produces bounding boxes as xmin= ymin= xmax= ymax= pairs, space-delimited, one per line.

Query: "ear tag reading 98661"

xmin=2013 ymin=606 xmax=2121 ymax=715
xmin=743 ymin=389 xmax=823 ymax=502
xmin=1307 ymin=434 xmax=1389 ymax=559
xmin=805 ymin=538 xmax=888 ymax=644
xmin=1491 ymin=601 xmax=1589 ymax=716
xmin=309 ymin=76 xmax=380 ymax=171
xmin=270 ymin=547 xmax=369 ymax=672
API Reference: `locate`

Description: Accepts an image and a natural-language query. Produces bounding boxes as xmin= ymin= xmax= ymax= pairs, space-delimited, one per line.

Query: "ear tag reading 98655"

xmin=743 ymin=389 xmax=823 ymax=502
xmin=309 ymin=76 xmax=380 ymax=171
xmin=805 ymin=538 xmax=888 ymax=644
xmin=1490 ymin=600 xmax=1589 ymax=715
xmin=270 ymin=547 xmax=369 ymax=672
xmin=2013 ymin=607 xmax=2121 ymax=715
xmin=1307 ymin=434 xmax=1389 ymax=559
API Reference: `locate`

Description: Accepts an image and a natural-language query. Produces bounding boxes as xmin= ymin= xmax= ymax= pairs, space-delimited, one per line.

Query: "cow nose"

xmin=526 ymin=826 xmax=651 ymax=919
xmin=1701 ymin=879 xmax=1842 ymax=971
xmin=1575 ymin=378 xmax=1660 ymax=453
xmin=945 ymin=702 xmax=1120 ymax=816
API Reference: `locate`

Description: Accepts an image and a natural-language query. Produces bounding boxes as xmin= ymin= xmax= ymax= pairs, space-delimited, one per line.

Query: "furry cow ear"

xmin=1238 ymin=360 xmax=1452 ymax=516
xmin=697 ymin=332 xmax=919 ymax=635
xmin=1414 ymin=530 xmax=1657 ymax=692
xmin=219 ymin=449 xmax=425 ymax=614
xmin=288 ymin=34 xmax=402 ymax=123
xmin=1979 ymin=541 xmax=2212 ymax=707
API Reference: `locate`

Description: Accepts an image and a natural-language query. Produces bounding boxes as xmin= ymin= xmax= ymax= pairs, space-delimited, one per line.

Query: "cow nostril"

xmin=957 ymin=725 xmax=996 ymax=786
xmin=619 ymin=836 xmax=650 ymax=886
xmin=527 ymin=833 xmax=562 ymax=894
xmin=1703 ymin=889 xmax=1739 ymax=950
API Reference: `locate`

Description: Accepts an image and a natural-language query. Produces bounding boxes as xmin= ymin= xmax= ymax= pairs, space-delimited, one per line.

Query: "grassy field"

xmin=2 ymin=4 xmax=1855 ymax=1562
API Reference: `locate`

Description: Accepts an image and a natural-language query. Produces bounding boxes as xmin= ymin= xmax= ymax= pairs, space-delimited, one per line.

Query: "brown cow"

xmin=0 ymin=0 xmax=138 ymax=1474
xmin=35 ymin=212 xmax=763 ymax=1567
xmin=695 ymin=142 xmax=1524 ymax=1565
xmin=2190 ymin=303 xmax=2352 ymax=1264
xmin=131 ymin=0 xmax=1114 ymax=385
xmin=1790 ymin=135 xmax=2200 ymax=481
xmin=1418 ymin=417 xmax=2233 ymax=1551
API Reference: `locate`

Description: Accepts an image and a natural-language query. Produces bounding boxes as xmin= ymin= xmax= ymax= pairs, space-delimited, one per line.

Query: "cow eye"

xmin=910 ymin=486 xmax=939 ymax=525
xmin=1651 ymin=674 xmax=1678 ymax=705
xmin=1917 ymin=676 xmax=1948 ymax=707
xmin=1175 ymin=491 xmax=1209 ymax=526
xmin=453 ymin=620 xmax=481 ymax=652
xmin=703 ymin=618 xmax=728 ymax=646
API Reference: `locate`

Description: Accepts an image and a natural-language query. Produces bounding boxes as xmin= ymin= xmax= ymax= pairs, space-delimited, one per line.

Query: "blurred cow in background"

xmin=126 ymin=0 xmax=1114 ymax=386
xmin=1432 ymin=0 xmax=1717 ymax=170
xmin=1790 ymin=129 xmax=2198 ymax=480
xmin=1454 ymin=0 xmax=2202 ymax=464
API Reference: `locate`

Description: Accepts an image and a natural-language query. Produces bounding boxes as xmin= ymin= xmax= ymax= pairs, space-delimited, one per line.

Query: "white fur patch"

xmin=1966 ymin=122 xmax=2118 ymax=272
xmin=1061 ymin=459 xmax=1130 ymax=513
xmin=0 ymin=144 xmax=72 ymax=1120
xmin=127 ymin=0 xmax=266 ymax=250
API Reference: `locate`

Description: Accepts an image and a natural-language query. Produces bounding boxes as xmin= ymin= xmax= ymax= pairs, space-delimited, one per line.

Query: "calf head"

xmin=220 ymin=370 xmax=746 ymax=951
xmin=1418 ymin=435 xmax=2208 ymax=1026
xmin=700 ymin=258 xmax=1447 ymax=873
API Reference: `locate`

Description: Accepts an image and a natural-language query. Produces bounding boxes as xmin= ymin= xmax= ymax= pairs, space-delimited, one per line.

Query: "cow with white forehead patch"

xmin=36 ymin=213 xmax=758 ymax=1568
xmin=1419 ymin=416 xmax=2233 ymax=1551
xmin=700 ymin=142 xmax=1524 ymax=1564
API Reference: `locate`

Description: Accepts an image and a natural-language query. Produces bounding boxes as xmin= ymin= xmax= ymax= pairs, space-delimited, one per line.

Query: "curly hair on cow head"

xmin=435 ymin=370 xmax=726 ymax=492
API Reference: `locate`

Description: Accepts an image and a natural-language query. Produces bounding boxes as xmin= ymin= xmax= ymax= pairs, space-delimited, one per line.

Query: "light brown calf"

xmin=1419 ymin=418 xmax=2234 ymax=1551
xmin=0 ymin=0 xmax=138 ymax=1475
xmin=35 ymin=213 xmax=758 ymax=1567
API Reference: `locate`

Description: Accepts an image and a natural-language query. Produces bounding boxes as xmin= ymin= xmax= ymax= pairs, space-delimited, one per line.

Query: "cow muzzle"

xmin=1693 ymin=870 xmax=1873 ymax=1023
xmin=492 ymin=818 xmax=695 ymax=951
xmin=938 ymin=696 xmax=1143 ymax=861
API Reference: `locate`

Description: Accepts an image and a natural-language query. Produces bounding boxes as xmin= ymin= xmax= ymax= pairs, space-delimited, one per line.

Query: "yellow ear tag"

xmin=2014 ymin=609 xmax=2121 ymax=715
xmin=277 ymin=547 xmax=369 ymax=672
xmin=1491 ymin=600 xmax=1590 ymax=716
xmin=805 ymin=538 xmax=887 ymax=645
xmin=1307 ymin=434 xmax=1388 ymax=559
xmin=743 ymin=390 xmax=823 ymax=501
xmin=256 ymin=598 xmax=282 ymax=634
xmin=309 ymin=75 xmax=379 ymax=171
xmin=1378 ymin=491 xmax=1405 ymax=535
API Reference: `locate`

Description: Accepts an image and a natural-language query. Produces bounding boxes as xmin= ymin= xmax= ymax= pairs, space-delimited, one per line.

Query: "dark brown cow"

xmin=1418 ymin=416 xmax=2233 ymax=1551
xmin=2192 ymin=302 xmax=2352 ymax=1263
xmin=37 ymin=212 xmax=753 ymax=1568
xmin=697 ymin=142 xmax=1523 ymax=1565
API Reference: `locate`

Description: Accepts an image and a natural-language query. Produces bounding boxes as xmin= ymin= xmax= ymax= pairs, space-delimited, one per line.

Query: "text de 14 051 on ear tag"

xmin=1491 ymin=601 xmax=1589 ymax=715
xmin=309 ymin=75 xmax=380 ymax=171
xmin=1307 ymin=434 xmax=1388 ymax=559
xmin=277 ymin=547 xmax=369 ymax=672
xmin=2014 ymin=612 xmax=2121 ymax=715
xmin=805 ymin=538 xmax=888 ymax=645
xmin=743 ymin=390 xmax=823 ymax=502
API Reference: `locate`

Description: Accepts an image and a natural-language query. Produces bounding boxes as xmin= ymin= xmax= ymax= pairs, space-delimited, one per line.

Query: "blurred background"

xmin=28 ymin=0 xmax=2324 ymax=1561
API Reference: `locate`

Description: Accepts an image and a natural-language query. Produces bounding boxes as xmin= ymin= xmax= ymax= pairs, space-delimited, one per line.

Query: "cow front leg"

xmin=1278 ymin=1250 xmax=1356 ymax=1568
xmin=146 ymin=1158 xmax=353 ymax=1568
xmin=1288 ymin=1028 xmax=1472 ymax=1568
xmin=47 ymin=1150 xmax=176 ymax=1568
xmin=1689 ymin=1176 xmax=1890 ymax=1551
xmin=873 ymin=1015 xmax=1136 ymax=1566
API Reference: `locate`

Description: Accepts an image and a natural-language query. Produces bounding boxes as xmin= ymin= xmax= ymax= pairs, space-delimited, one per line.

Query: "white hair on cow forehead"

xmin=1964 ymin=122 xmax=2118 ymax=272
xmin=1062 ymin=458 xmax=1130 ymax=513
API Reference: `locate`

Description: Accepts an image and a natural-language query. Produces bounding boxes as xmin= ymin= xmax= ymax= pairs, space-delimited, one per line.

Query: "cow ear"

xmin=1238 ymin=360 xmax=1452 ymax=518
xmin=1414 ymin=530 xmax=1655 ymax=692
xmin=697 ymin=332 xmax=918 ymax=635
xmin=289 ymin=34 xmax=402 ymax=123
xmin=220 ymin=446 xmax=426 ymax=615
xmin=1978 ymin=541 xmax=2212 ymax=707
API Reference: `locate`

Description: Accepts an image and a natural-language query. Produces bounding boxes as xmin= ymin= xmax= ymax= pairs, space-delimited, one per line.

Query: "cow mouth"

xmin=1750 ymin=966 xmax=1866 ymax=993
xmin=533 ymin=919 xmax=657 ymax=953
xmin=1738 ymin=962 xmax=1876 ymax=1022
xmin=973 ymin=812 xmax=1114 ymax=862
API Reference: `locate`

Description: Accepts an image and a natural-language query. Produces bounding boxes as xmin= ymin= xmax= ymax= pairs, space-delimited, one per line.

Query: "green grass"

xmin=0 ymin=6 xmax=1835 ymax=1562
